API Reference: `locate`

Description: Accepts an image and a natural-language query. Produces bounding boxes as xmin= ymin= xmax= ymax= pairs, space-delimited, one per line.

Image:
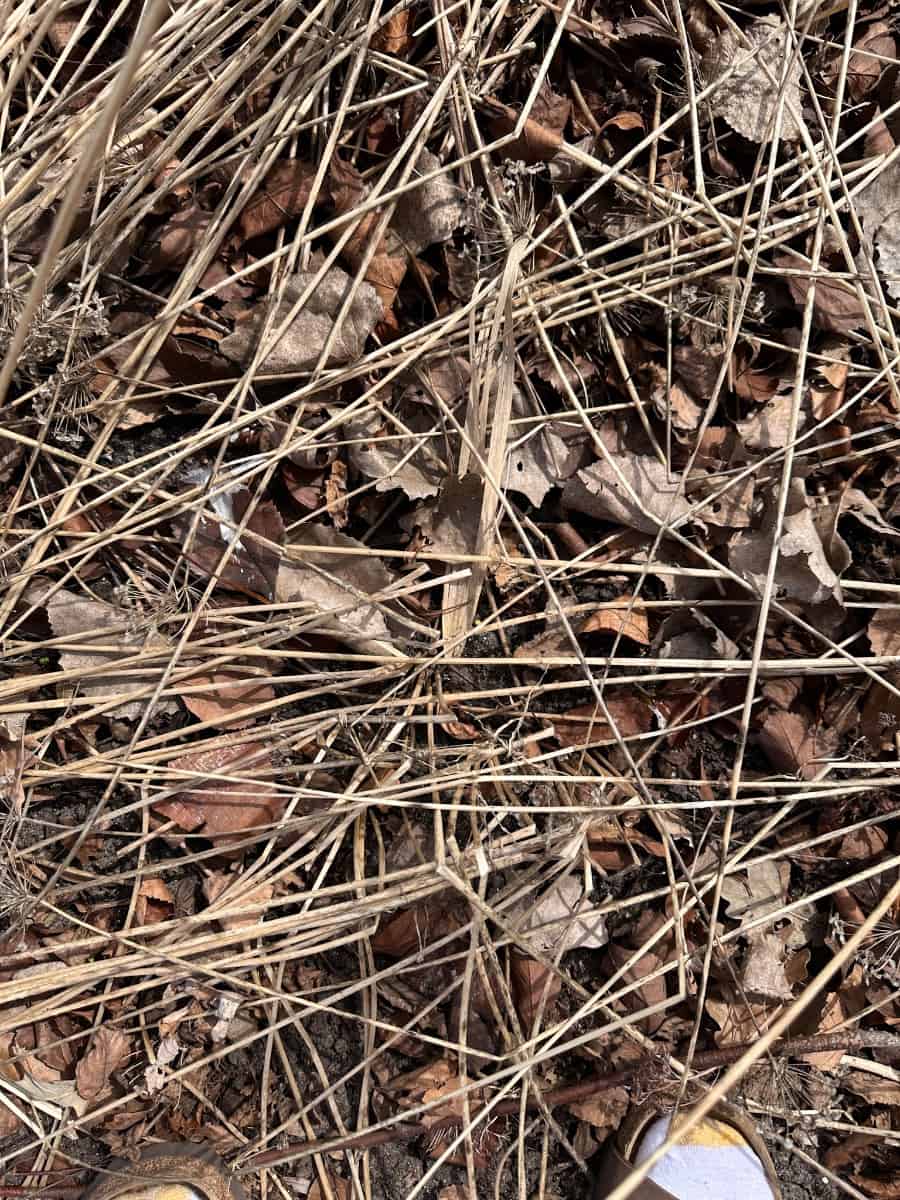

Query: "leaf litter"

xmin=3 ymin=3 xmax=900 ymax=1199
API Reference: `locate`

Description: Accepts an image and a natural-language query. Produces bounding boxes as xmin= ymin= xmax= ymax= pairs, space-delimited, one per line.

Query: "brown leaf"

xmin=371 ymin=8 xmax=412 ymax=55
xmin=567 ymin=1087 xmax=629 ymax=1132
xmin=139 ymin=207 xmax=213 ymax=273
xmin=155 ymin=741 xmax=285 ymax=849
xmin=203 ymin=872 xmax=274 ymax=931
xmin=757 ymin=706 xmax=837 ymax=780
xmin=706 ymin=995 xmax=779 ymax=1046
xmin=238 ymin=159 xmax=317 ymax=240
xmin=869 ymin=609 xmax=900 ymax=656
xmin=372 ymin=894 xmax=465 ymax=958
xmin=75 ymin=1028 xmax=130 ymax=1104
xmin=603 ymin=943 xmax=666 ymax=1033
xmin=182 ymin=669 xmax=275 ymax=730
xmin=839 ymin=826 xmax=888 ymax=861
xmin=563 ymin=454 xmax=693 ymax=535
xmin=775 ymin=249 xmax=866 ymax=333
xmin=135 ymin=878 xmax=174 ymax=927
xmin=220 ymin=263 xmax=382 ymax=372
xmin=582 ymin=598 xmax=650 ymax=645
xmin=327 ymin=157 xmax=407 ymax=314
xmin=510 ymin=952 xmax=561 ymax=1029
xmin=555 ymin=696 xmax=654 ymax=750
xmin=485 ymin=97 xmax=563 ymax=164
xmin=175 ymin=487 xmax=284 ymax=600
xmin=848 ymin=23 xmax=896 ymax=101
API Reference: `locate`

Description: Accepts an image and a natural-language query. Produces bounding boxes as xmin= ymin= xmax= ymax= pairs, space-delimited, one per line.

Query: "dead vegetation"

xmin=1 ymin=1 xmax=900 ymax=1199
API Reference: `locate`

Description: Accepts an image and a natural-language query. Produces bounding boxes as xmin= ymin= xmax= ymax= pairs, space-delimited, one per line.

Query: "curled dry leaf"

xmin=154 ymin=740 xmax=285 ymax=848
xmin=220 ymin=264 xmax=382 ymax=372
xmin=729 ymin=481 xmax=843 ymax=608
xmin=563 ymin=454 xmax=693 ymax=535
xmin=46 ymin=589 xmax=179 ymax=722
xmin=510 ymin=951 xmax=561 ymax=1029
xmin=75 ymin=1027 xmax=130 ymax=1105
xmin=702 ymin=18 xmax=803 ymax=143
xmin=603 ymin=942 xmax=666 ymax=1033
xmin=582 ymin=598 xmax=650 ymax=645
xmin=276 ymin=523 xmax=397 ymax=654
xmin=742 ymin=932 xmax=793 ymax=1001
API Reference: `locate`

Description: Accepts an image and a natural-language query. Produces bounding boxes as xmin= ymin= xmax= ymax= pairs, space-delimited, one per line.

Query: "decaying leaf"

xmin=855 ymin=159 xmax=900 ymax=301
xmin=775 ymin=249 xmax=867 ymax=333
xmin=276 ymin=524 xmax=397 ymax=654
xmin=154 ymin=741 xmax=285 ymax=848
xmin=220 ymin=264 xmax=382 ymax=371
xmin=181 ymin=667 xmax=275 ymax=729
xmin=555 ymin=696 xmax=654 ymax=749
xmin=345 ymin=406 xmax=443 ymax=500
xmin=729 ymin=481 xmax=843 ymax=608
xmin=46 ymin=589 xmax=178 ymax=722
xmin=702 ymin=18 xmax=803 ymax=143
xmin=75 ymin=1027 xmax=130 ymax=1104
xmin=513 ymin=875 xmax=608 ymax=958
xmin=757 ymin=706 xmax=838 ymax=780
xmin=706 ymin=994 xmax=780 ymax=1046
xmin=721 ymin=860 xmax=790 ymax=926
xmin=238 ymin=159 xmax=317 ymax=240
xmin=869 ymin=609 xmax=900 ymax=657
xmin=392 ymin=150 xmax=464 ymax=254
xmin=563 ymin=454 xmax=693 ymax=535
xmin=510 ymin=951 xmax=561 ymax=1029
xmin=175 ymin=474 xmax=284 ymax=600
xmin=504 ymin=411 xmax=589 ymax=507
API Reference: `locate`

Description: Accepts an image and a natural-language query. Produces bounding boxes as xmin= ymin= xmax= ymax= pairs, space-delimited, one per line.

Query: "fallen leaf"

xmin=555 ymin=697 xmax=654 ymax=750
xmin=182 ymin=667 xmax=275 ymax=730
xmin=706 ymin=995 xmax=780 ymax=1046
xmin=737 ymin=390 xmax=805 ymax=450
xmin=847 ymin=23 xmax=896 ymax=101
xmin=757 ymin=706 xmax=837 ymax=780
xmin=46 ymin=589 xmax=179 ymax=722
xmin=843 ymin=1068 xmax=900 ymax=1106
xmin=486 ymin=97 xmax=563 ymax=163
xmin=175 ymin=475 xmax=284 ymax=600
xmin=567 ymin=1087 xmax=629 ymax=1132
xmin=729 ymin=481 xmax=843 ymax=608
xmin=139 ymin=207 xmax=212 ymax=273
xmin=742 ymin=932 xmax=793 ymax=1000
xmin=582 ymin=598 xmax=650 ymax=645
xmin=563 ymin=454 xmax=693 ymax=535
xmin=203 ymin=872 xmax=274 ymax=931
xmin=839 ymin=826 xmax=889 ymax=861
xmin=327 ymin=157 xmax=408 ymax=315
xmin=220 ymin=263 xmax=382 ymax=371
xmin=155 ymin=741 xmax=285 ymax=848
xmin=372 ymin=8 xmax=412 ymax=55
xmin=392 ymin=149 xmax=464 ymax=254
xmin=603 ymin=943 xmax=667 ymax=1033
xmin=345 ymin=407 xmax=443 ymax=500
xmin=238 ymin=159 xmax=317 ymax=240
xmin=135 ymin=878 xmax=174 ymax=927
xmin=721 ymin=860 xmax=790 ymax=926
xmin=75 ymin=1028 xmax=130 ymax=1104
xmin=869 ymin=609 xmax=900 ymax=656
xmin=513 ymin=875 xmax=608 ymax=958
xmin=702 ymin=18 xmax=803 ymax=143
xmin=510 ymin=952 xmax=561 ymax=1029
xmin=276 ymin=523 xmax=397 ymax=654
xmin=775 ymin=249 xmax=866 ymax=333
